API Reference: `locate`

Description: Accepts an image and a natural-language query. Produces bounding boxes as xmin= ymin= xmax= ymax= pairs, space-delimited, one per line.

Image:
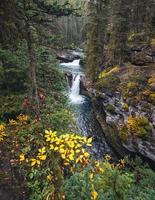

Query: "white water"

xmin=69 ymin=74 xmax=85 ymax=104
xmin=60 ymin=59 xmax=85 ymax=104
xmin=60 ymin=59 xmax=80 ymax=69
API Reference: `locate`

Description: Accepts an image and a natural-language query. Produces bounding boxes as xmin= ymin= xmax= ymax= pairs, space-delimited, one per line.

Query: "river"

xmin=60 ymin=58 xmax=116 ymax=160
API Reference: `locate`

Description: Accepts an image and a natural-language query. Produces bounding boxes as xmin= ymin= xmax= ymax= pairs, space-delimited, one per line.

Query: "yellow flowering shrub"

xmin=0 ymin=124 xmax=6 ymax=141
xmin=45 ymin=130 xmax=92 ymax=167
xmin=19 ymin=130 xmax=92 ymax=170
xmin=17 ymin=114 xmax=28 ymax=124
xmin=9 ymin=119 xmax=18 ymax=125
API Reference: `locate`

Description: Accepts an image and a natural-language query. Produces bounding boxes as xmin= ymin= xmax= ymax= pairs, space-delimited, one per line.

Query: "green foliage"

xmin=0 ymin=95 xmax=25 ymax=120
xmin=0 ymin=44 xmax=29 ymax=93
xmin=27 ymin=169 xmax=55 ymax=200
xmin=63 ymin=169 xmax=92 ymax=200
xmin=64 ymin=158 xmax=155 ymax=200
xmin=64 ymin=163 xmax=134 ymax=200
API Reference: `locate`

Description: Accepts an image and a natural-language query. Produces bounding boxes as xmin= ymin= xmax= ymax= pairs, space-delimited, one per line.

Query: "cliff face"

xmin=83 ymin=58 xmax=155 ymax=163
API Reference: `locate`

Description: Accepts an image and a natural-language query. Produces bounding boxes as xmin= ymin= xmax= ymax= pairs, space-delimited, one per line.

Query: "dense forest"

xmin=0 ymin=0 xmax=155 ymax=200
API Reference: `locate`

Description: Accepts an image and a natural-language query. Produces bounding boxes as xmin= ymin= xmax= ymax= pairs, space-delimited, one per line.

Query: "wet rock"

xmin=65 ymin=72 xmax=73 ymax=88
xmin=83 ymin=77 xmax=155 ymax=164
xmin=56 ymin=49 xmax=84 ymax=63
xmin=131 ymin=51 xmax=154 ymax=66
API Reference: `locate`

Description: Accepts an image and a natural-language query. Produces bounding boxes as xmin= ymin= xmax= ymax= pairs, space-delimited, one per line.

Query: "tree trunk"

xmin=26 ymin=23 xmax=40 ymax=119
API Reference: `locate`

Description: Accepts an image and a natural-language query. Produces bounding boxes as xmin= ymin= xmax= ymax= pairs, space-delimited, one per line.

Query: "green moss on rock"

xmin=106 ymin=104 xmax=116 ymax=114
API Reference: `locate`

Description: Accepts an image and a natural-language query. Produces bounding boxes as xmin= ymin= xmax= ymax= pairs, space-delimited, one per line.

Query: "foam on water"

xmin=60 ymin=59 xmax=80 ymax=68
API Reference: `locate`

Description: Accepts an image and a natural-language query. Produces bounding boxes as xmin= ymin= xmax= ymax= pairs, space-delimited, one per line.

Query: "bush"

xmin=121 ymin=116 xmax=152 ymax=139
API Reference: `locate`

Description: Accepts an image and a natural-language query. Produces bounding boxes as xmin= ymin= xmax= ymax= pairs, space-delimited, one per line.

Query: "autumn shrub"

xmin=1 ymin=117 xmax=155 ymax=200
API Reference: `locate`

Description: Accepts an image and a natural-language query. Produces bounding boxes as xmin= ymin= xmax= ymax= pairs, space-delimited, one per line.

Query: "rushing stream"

xmin=60 ymin=58 xmax=116 ymax=159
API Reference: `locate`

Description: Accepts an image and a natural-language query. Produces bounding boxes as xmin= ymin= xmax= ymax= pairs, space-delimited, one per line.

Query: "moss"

xmin=120 ymin=116 xmax=152 ymax=141
xmin=122 ymin=103 xmax=129 ymax=111
xmin=137 ymin=117 xmax=149 ymax=126
xmin=148 ymin=76 xmax=155 ymax=92
xmin=148 ymin=76 xmax=155 ymax=85
xmin=149 ymin=93 xmax=155 ymax=104
xmin=142 ymin=90 xmax=150 ymax=97
xmin=128 ymin=32 xmax=148 ymax=44
xmin=127 ymin=82 xmax=139 ymax=91
xmin=95 ymin=74 xmax=120 ymax=93
xmin=127 ymin=116 xmax=151 ymax=138
xmin=151 ymin=38 xmax=155 ymax=46
xmin=106 ymin=104 xmax=116 ymax=114
xmin=119 ymin=125 xmax=128 ymax=142
xmin=130 ymin=74 xmax=147 ymax=85
xmin=128 ymin=32 xmax=136 ymax=42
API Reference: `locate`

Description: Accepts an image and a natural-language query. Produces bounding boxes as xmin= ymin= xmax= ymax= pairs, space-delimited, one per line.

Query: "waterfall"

xmin=69 ymin=74 xmax=84 ymax=104
xmin=60 ymin=59 xmax=80 ymax=68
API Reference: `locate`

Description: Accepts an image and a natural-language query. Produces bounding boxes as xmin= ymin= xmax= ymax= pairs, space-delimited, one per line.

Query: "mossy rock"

xmin=126 ymin=116 xmax=152 ymax=139
xmin=119 ymin=125 xmax=128 ymax=142
xmin=95 ymin=74 xmax=120 ymax=93
xmin=148 ymin=76 xmax=155 ymax=91
xmin=106 ymin=104 xmax=116 ymax=114
xmin=151 ymin=38 xmax=155 ymax=47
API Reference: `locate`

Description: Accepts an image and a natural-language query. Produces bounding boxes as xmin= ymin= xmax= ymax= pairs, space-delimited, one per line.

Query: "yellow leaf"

xmin=47 ymin=174 xmax=53 ymax=181
xmin=91 ymin=190 xmax=98 ymax=200
xmin=89 ymin=173 xmax=94 ymax=179
xmin=54 ymin=147 xmax=58 ymax=151
xmin=69 ymin=154 xmax=74 ymax=161
xmin=38 ymin=154 xmax=47 ymax=161
xmin=19 ymin=154 xmax=25 ymax=162
xmin=76 ymin=149 xmax=80 ymax=153
xmin=87 ymin=138 xmax=92 ymax=143
xmin=50 ymin=144 xmax=54 ymax=150
xmin=38 ymin=147 xmax=46 ymax=154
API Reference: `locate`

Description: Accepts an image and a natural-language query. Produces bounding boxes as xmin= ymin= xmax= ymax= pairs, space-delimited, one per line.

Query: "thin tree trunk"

xmin=26 ymin=23 xmax=41 ymax=119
